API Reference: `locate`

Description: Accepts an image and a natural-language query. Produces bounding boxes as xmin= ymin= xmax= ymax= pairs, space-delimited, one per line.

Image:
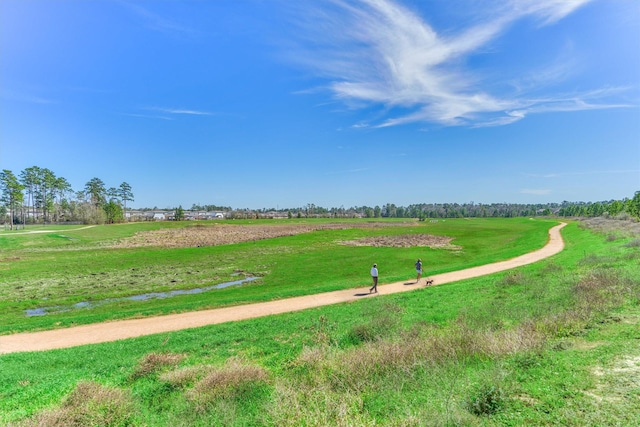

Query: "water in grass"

xmin=25 ymin=277 xmax=259 ymax=317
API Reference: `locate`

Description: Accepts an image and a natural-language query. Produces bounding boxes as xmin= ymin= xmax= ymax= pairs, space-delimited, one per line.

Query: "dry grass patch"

xmin=113 ymin=222 xmax=414 ymax=249
xmin=20 ymin=381 xmax=135 ymax=427
xmin=159 ymin=365 xmax=208 ymax=388
xmin=186 ymin=357 xmax=269 ymax=408
xmin=580 ymin=217 xmax=640 ymax=238
xmin=130 ymin=352 xmax=186 ymax=379
xmin=269 ymin=381 xmax=372 ymax=427
xmin=340 ymin=234 xmax=461 ymax=249
xmin=295 ymin=320 xmax=547 ymax=392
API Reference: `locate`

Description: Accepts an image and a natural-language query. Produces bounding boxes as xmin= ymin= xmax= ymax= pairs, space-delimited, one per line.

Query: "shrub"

xmin=467 ymin=383 xmax=507 ymax=416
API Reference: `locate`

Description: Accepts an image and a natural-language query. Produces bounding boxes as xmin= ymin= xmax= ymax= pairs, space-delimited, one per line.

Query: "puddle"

xmin=25 ymin=277 xmax=259 ymax=317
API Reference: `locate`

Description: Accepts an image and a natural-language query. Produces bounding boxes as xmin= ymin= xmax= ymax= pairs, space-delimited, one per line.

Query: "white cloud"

xmin=351 ymin=122 xmax=370 ymax=128
xmin=145 ymin=107 xmax=214 ymax=116
xmin=290 ymin=0 xmax=629 ymax=128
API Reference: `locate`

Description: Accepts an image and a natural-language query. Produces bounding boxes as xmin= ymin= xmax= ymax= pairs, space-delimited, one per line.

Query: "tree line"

xmin=1 ymin=166 xmax=638 ymax=229
xmin=232 ymin=193 xmax=640 ymax=221
xmin=0 ymin=166 xmax=133 ymax=229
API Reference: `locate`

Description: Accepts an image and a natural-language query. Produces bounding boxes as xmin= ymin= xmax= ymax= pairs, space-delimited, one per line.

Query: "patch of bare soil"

xmin=341 ymin=234 xmax=460 ymax=249
xmin=588 ymin=355 xmax=640 ymax=403
xmin=113 ymin=222 xmax=417 ymax=249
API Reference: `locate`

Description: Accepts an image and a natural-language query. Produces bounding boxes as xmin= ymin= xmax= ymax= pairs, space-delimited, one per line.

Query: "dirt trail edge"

xmin=1 ymin=223 xmax=566 ymax=355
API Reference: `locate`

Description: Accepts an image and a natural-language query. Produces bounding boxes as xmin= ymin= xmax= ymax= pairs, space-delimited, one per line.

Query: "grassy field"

xmin=0 ymin=217 xmax=551 ymax=334
xmin=1 ymin=217 xmax=639 ymax=426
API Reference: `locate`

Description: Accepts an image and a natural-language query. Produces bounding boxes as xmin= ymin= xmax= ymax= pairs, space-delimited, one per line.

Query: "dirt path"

xmin=0 ymin=223 xmax=566 ymax=354
xmin=0 ymin=225 xmax=96 ymax=235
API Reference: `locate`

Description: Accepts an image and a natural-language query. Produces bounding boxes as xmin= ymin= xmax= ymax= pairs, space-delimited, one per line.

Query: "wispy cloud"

xmin=2 ymin=90 xmax=55 ymax=105
xmin=351 ymin=122 xmax=369 ymax=129
xmin=145 ymin=107 xmax=215 ymax=116
xmin=122 ymin=113 xmax=173 ymax=121
xmin=119 ymin=1 xmax=198 ymax=38
xmin=325 ymin=167 xmax=370 ymax=175
xmin=290 ymin=0 xmax=629 ymax=128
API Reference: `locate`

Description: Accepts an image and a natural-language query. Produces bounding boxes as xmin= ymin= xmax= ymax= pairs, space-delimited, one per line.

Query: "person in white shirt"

xmin=370 ymin=263 xmax=379 ymax=293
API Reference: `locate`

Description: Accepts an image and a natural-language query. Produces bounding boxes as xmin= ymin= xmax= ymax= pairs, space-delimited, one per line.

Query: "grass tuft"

xmin=500 ymin=271 xmax=526 ymax=286
xmin=624 ymin=238 xmax=640 ymax=248
xmin=130 ymin=352 xmax=186 ymax=380
xmin=159 ymin=365 xmax=206 ymax=388
xmin=344 ymin=301 xmax=404 ymax=345
xmin=186 ymin=357 xmax=269 ymax=409
xmin=20 ymin=381 xmax=135 ymax=427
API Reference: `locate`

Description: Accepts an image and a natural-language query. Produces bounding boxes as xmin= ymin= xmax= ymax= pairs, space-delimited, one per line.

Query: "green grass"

xmin=0 ymin=217 xmax=553 ymax=333
xmin=1 ymin=217 xmax=639 ymax=426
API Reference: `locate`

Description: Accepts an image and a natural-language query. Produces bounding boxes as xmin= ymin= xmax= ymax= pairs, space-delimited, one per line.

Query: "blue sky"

xmin=1 ymin=0 xmax=639 ymax=209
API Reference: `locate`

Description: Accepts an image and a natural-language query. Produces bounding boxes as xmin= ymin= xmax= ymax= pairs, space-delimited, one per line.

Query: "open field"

xmin=0 ymin=218 xmax=552 ymax=334
xmin=1 ymin=218 xmax=639 ymax=426
xmin=0 ymin=222 xmax=565 ymax=353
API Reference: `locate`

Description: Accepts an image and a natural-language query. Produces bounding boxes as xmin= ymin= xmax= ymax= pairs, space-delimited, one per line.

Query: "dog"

xmin=425 ymin=279 xmax=434 ymax=286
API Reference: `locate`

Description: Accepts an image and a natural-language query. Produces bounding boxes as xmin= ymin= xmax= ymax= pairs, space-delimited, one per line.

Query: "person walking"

xmin=370 ymin=263 xmax=378 ymax=293
xmin=415 ymin=258 xmax=423 ymax=283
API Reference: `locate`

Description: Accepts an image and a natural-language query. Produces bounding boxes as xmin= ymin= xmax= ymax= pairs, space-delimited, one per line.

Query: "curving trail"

xmin=0 ymin=225 xmax=96 ymax=235
xmin=0 ymin=223 xmax=566 ymax=354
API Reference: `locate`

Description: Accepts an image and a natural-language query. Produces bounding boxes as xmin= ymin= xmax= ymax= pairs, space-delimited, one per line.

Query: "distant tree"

xmin=175 ymin=205 xmax=185 ymax=221
xmin=107 ymin=187 xmax=119 ymax=202
xmin=103 ymin=200 xmax=124 ymax=224
xmin=39 ymin=168 xmax=57 ymax=222
xmin=0 ymin=170 xmax=25 ymax=230
xmin=53 ymin=176 xmax=73 ymax=221
xmin=607 ymin=200 xmax=624 ymax=217
xmin=118 ymin=182 xmax=134 ymax=212
xmin=84 ymin=178 xmax=107 ymax=207
xmin=626 ymin=191 xmax=640 ymax=219
xmin=19 ymin=166 xmax=41 ymax=223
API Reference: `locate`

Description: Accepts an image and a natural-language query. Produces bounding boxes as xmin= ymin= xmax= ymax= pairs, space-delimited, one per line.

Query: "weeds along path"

xmin=0 ymin=223 xmax=566 ymax=354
